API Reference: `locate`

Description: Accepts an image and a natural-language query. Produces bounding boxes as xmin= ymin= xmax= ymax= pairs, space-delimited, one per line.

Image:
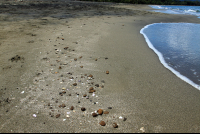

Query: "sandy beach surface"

xmin=1 ymin=0 xmax=200 ymax=133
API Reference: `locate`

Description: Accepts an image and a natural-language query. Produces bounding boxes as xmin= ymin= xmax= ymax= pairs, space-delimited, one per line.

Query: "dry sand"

xmin=1 ymin=0 xmax=200 ymax=133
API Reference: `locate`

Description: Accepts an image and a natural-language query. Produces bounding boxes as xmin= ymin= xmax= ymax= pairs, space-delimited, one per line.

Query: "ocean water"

xmin=140 ymin=23 xmax=200 ymax=90
xmin=149 ymin=5 xmax=200 ymax=18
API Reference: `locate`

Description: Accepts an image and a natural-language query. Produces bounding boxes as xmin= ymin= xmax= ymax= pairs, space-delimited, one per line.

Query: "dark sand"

xmin=0 ymin=0 xmax=200 ymax=133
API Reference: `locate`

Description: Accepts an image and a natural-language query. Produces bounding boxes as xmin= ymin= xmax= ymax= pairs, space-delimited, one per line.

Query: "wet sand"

xmin=1 ymin=0 xmax=200 ymax=133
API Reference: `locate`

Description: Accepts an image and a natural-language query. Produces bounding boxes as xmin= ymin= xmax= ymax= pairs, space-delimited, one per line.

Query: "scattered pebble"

xmin=108 ymin=107 xmax=112 ymax=109
xmin=73 ymin=83 xmax=77 ymax=86
xmin=81 ymin=107 xmax=86 ymax=111
xmin=113 ymin=123 xmax=118 ymax=128
xmin=70 ymin=106 xmax=74 ymax=110
xmin=106 ymin=71 xmax=109 ymax=74
xmin=104 ymin=111 xmax=109 ymax=114
xmin=92 ymin=113 xmax=98 ymax=117
xmin=97 ymin=109 xmax=103 ymax=115
xmin=56 ymin=114 xmax=60 ymax=118
xmin=99 ymin=121 xmax=106 ymax=126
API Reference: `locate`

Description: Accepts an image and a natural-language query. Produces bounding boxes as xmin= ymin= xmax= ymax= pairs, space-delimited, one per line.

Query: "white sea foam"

xmin=140 ymin=23 xmax=200 ymax=90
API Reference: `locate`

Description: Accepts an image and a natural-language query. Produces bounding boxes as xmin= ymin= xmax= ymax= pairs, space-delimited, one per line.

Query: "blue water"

xmin=149 ymin=5 xmax=200 ymax=18
xmin=140 ymin=23 xmax=200 ymax=90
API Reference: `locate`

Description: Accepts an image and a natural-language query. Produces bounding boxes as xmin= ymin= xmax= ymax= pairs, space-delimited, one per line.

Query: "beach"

xmin=0 ymin=0 xmax=200 ymax=132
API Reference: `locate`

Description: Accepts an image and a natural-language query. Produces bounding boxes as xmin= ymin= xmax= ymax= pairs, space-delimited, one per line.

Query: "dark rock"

xmin=56 ymin=114 xmax=60 ymax=118
xmin=95 ymin=84 xmax=99 ymax=87
xmin=123 ymin=117 xmax=127 ymax=121
xmin=92 ymin=113 xmax=98 ymax=117
xmin=73 ymin=83 xmax=77 ymax=86
xmin=80 ymin=66 xmax=83 ymax=68
xmin=70 ymin=106 xmax=74 ymax=110
xmin=106 ymin=71 xmax=109 ymax=74
xmin=108 ymin=107 xmax=112 ymax=109
xmin=83 ymin=94 xmax=87 ymax=97
xmin=79 ymin=56 xmax=82 ymax=59
xmin=74 ymin=58 xmax=77 ymax=61
xmin=95 ymin=58 xmax=97 ymax=61
xmin=59 ymin=66 xmax=62 ymax=69
xmin=88 ymin=74 xmax=93 ymax=78
xmin=64 ymin=47 xmax=69 ymax=50
xmin=113 ymin=123 xmax=118 ymax=128
xmin=99 ymin=121 xmax=106 ymax=126
xmin=89 ymin=87 xmax=94 ymax=90
xmin=81 ymin=107 xmax=86 ymax=111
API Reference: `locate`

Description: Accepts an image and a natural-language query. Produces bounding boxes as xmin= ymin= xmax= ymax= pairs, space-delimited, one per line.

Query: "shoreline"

xmin=1 ymin=1 xmax=200 ymax=132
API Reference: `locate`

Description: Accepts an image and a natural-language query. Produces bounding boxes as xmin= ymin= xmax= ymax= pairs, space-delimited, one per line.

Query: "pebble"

xmin=92 ymin=113 xmax=98 ymax=117
xmin=89 ymin=90 xmax=95 ymax=93
xmin=80 ymin=66 xmax=83 ymax=68
xmin=79 ymin=56 xmax=82 ymax=58
xmin=104 ymin=111 xmax=109 ymax=114
xmin=70 ymin=106 xmax=74 ymax=110
xmin=64 ymin=47 xmax=68 ymax=50
xmin=108 ymin=107 xmax=112 ymax=109
xmin=89 ymin=87 xmax=94 ymax=90
xmin=59 ymin=66 xmax=62 ymax=69
xmin=106 ymin=71 xmax=109 ymax=74
xmin=88 ymin=74 xmax=93 ymax=78
xmin=73 ymin=83 xmax=77 ymax=86
xmin=95 ymin=58 xmax=97 ymax=61
xmin=97 ymin=109 xmax=103 ymax=115
xmin=83 ymin=94 xmax=87 ymax=97
xmin=81 ymin=107 xmax=86 ymax=111
xmin=56 ymin=114 xmax=60 ymax=118
xmin=95 ymin=84 xmax=99 ymax=87
xmin=74 ymin=58 xmax=77 ymax=61
xmin=113 ymin=123 xmax=118 ymax=128
xmin=99 ymin=121 xmax=106 ymax=126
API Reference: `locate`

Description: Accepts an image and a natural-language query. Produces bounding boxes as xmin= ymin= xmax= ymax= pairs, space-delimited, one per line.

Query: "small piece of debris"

xmin=70 ymin=106 xmax=74 ymax=110
xmin=73 ymin=83 xmax=77 ymax=86
xmin=56 ymin=114 xmax=60 ymax=118
xmin=99 ymin=121 xmax=106 ymax=126
xmin=81 ymin=107 xmax=86 ymax=111
xmin=97 ymin=109 xmax=103 ymax=115
xmin=113 ymin=123 xmax=118 ymax=128
xmin=104 ymin=111 xmax=109 ymax=114
xmin=92 ymin=113 xmax=98 ymax=117
xmin=106 ymin=71 xmax=109 ymax=74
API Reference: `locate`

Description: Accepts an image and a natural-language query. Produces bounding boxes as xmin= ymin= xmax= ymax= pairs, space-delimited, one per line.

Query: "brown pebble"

xmin=89 ymin=90 xmax=95 ymax=93
xmin=95 ymin=58 xmax=97 ymax=61
xmin=106 ymin=71 xmax=109 ymax=74
xmin=64 ymin=47 xmax=68 ymax=50
xmin=83 ymin=94 xmax=87 ymax=97
xmin=88 ymin=74 xmax=93 ymax=78
xmin=61 ymin=38 xmax=64 ymax=40
xmin=73 ymin=83 xmax=77 ymax=86
xmin=89 ymin=87 xmax=94 ymax=90
xmin=81 ymin=107 xmax=86 ymax=111
xmin=79 ymin=56 xmax=82 ymax=58
xmin=59 ymin=66 xmax=62 ymax=69
xmin=56 ymin=114 xmax=60 ymax=118
xmin=113 ymin=123 xmax=118 ymax=128
xmin=74 ymin=58 xmax=77 ymax=61
xmin=70 ymin=106 xmax=74 ymax=110
xmin=99 ymin=121 xmax=106 ymax=126
xmin=92 ymin=113 xmax=98 ymax=117
xmin=80 ymin=66 xmax=83 ymax=68
xmin=104 ymin=111 xmax=109 ymax=114
xmin=69 ymin=94 xmax=71 ymax=96
xmin=97 ymin=109 xmax=103 ymax=115
xmin=48 ymin=103 xmax=50 ymax=106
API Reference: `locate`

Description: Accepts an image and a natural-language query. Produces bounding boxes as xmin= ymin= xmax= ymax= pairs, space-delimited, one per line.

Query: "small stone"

xmin=64 ymin=47 xmax=68 ymax=50
xmin=105 ymin=57 xmax=108 ymax=60
xmin=73 ymin=83 xmax=77 ymax=86
xmin=140 ymin=127 xmax=145 ymax=133
xmin=83 ymin=94 xmax=87 ymax=97
xmin=79 ymin=56 xmax=82 ymax=58
xmin=59 ymin=66 xmax=62 ymax=69
xmin=80 ymin=66 xmax=83 ymax=68
xmin=104 ymin=111 xmax=109 ymax=114
xmin=48 ymin=103 xmax=50 ymax=106
xmin=69 ymin=94 xmax=71 ymax=96
xmin=92 ymin=113 xmax=98 ymax=117
xmin=70 ymin=106 xmax=74 ymax=110
xmin=106 ymin=71 xmax=109 ymax=74
xmin=89 ymin=87 xmax=94 ymax=90
xmin=99 ymin=121 xmax=106 ymax=126
xmin=88 ymin=74 xmax=93 ymax=78
xmin=81 ymin=107 xmax=86 ymax=111
xmin=56 ymin=114 xmax=60 ymax=118
xmin=108 ymin=107 xmax=112 ymax=109
xmin=123 ymin=117 xmax=127 ymax=121
xmin=97 ymin=109 xmax=103 ymax=115
xmin=74 ymin=58 xmax=77 ymax=61
xmin=89 ymin=90 xmax=95 ymax=93
xmin=95 ymin=58 xmax=97 ymax=61
xmin=78 ymin=101 xmax=80 ymax=103
xmin=95 ymin=84 xmax=99 ymax=87
xmin=113 ymin=123 xmax=118 ymax=128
